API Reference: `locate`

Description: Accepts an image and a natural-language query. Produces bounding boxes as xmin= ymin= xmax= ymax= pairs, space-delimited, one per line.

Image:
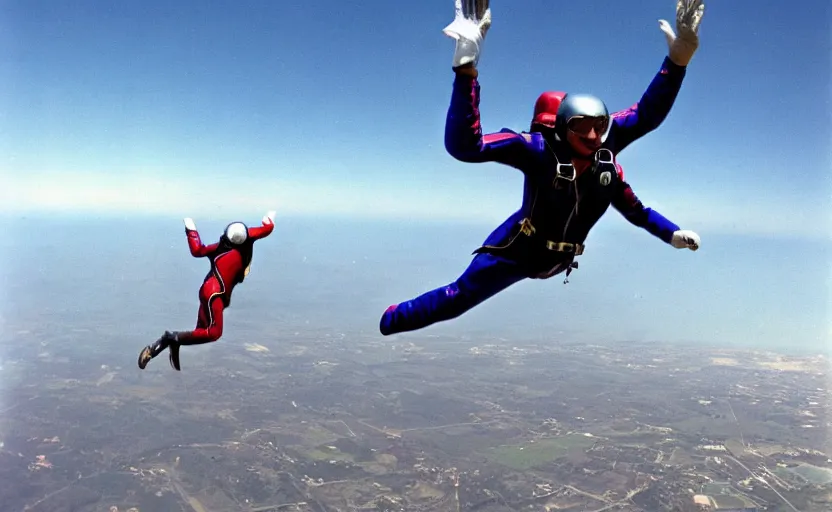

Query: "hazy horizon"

xmin=1 ymin=213 xmax=827 ymax=361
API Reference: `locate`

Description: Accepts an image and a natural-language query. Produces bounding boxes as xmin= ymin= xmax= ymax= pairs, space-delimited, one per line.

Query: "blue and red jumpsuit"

xmin=379 ymin=56 xmax=688 ymax=336
xmin=178 ymin=220 xmax=275 ymax=344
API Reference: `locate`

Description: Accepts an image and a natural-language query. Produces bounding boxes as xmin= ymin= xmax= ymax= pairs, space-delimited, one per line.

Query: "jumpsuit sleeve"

xmin=607 ymin=56 xmax=687 ymax=153
xmin=610 ymin=164 xmax=680 ymax=244
xmin=444 ymin=74 xmax=541 ymax=170
xmin=247 ymin=218 xmax=275 ymax=241
xmin=186 ymin=229 xmax=218 ymax=257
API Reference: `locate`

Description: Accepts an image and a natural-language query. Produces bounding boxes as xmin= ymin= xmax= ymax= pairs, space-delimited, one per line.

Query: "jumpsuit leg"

xmin=138 ymin=277 xmax=226 ymax=370
xmin=177 ymin=277 xmax=225 ymax=345
xmin=380 ymin=252 xmax=528 ymax=336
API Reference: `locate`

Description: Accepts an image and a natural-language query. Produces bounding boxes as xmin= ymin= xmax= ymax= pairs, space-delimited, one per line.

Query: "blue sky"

xmin=0 ymin=1 xmax=829 ymax=351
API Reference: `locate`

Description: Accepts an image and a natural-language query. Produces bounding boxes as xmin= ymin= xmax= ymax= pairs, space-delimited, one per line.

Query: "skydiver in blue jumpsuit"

xmin=380 ymin=0 xmax=706 ymax=336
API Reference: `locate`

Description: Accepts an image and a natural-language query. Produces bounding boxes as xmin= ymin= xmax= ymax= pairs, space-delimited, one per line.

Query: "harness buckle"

xmin=545 ymin=241 xmax=584 ymax=255
xmin=594 ymin=148 xmax=614 ymax=166
xmin=519 ymin=219 xmax=585 ymax=255
xmin=519 ymin=218 xmax=536 ymax=236
xmin=555 ymin=163 xmax=576 ymax=182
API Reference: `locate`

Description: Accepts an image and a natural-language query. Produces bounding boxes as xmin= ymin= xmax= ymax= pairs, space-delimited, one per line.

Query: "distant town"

xmin=2 ymin=326 xmax=828 ymax=511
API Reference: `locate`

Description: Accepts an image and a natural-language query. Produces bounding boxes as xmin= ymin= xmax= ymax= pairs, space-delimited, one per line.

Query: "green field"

xmin=482 ymin=434 xmax=596 ymax=470
xmin=701 ymin=483 xmax=756 ymax=510
xmin=298 ymin=424 xmax=339 ymax=445
xmin=791 ymin=463 xmax=832 ymax=485
xmin=711 ymin=494 xmax=749 ymax=509
xmin=303 ymin=444 xmax=355 ymax=462
xmin=775 ymin=463 xmax=832 ymax=486
xmin=702 ymin=483 xmax=733 ymax=495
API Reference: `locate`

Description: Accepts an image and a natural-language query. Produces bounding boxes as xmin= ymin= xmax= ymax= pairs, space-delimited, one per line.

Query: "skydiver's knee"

xmin=206 ymin=326 xmax=223 ymax=341
xmin=440 ymin=282 xmax=482 ymax=318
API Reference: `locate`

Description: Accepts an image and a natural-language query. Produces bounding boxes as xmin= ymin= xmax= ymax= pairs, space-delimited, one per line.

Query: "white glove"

xmin=658 ymin=0 xmax=705 ymax=67
xmin=263 ymin=210 xmax=276 ymax=224
xmin=183 ymin=217 xmax=197 ymax=231
xmin=671 ymin=229 xmax=700 ymax=251
xmin=442 ymin=0 xmax=492 ymax=69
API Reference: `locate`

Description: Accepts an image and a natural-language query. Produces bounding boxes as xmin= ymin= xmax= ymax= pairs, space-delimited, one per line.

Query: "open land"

xmin=1 ymin=324 xmax=829 ymax=511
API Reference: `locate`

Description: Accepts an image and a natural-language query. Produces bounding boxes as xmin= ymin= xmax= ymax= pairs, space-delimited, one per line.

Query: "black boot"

xmin=138 ymin=331 xmax=177 ymax=370
xmin=168 ymin=342 xmax=181 ymax=371
xmin=164 ymin=331 xmax=184 ymax=371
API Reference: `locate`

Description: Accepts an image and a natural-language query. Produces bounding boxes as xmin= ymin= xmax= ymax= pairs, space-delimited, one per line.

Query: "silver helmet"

xmin=554 ymin=93 xmax=610 ymax=140
xmin=224 ymin=222 xmax=248 ymax=245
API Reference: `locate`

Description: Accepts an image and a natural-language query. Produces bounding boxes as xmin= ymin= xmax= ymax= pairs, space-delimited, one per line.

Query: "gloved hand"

xmin=263 ymin=210 xmax=276 ymax=224
xmin=658 ymin=0 xmax=706 ymax=67
xmin=671 ymin=229 xmax=701 ymax=251
xmin=442 ymin=0 xmax=492 ymax=70
xmin=183 ymin=217 xmax=197 ymax=231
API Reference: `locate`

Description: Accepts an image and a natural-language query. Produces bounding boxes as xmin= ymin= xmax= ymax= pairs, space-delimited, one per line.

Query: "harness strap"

xmin=518 ymin=218 xmax=584 ymax=255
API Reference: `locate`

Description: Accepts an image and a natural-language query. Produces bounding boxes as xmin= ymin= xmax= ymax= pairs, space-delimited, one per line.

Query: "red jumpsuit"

xmin=178 ymin=219 xmax=275 ymax=344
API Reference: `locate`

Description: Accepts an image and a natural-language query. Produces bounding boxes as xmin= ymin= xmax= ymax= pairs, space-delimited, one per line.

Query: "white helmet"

xmin=224 ymin=222 xmax=248 ymax=245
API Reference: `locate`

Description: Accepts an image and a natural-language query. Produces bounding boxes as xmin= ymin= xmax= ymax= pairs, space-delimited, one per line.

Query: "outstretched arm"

xmin=610 ymin=166 xmax=680 ymax=244
xmin=607 ymin=1 xmax=706 ymax=153
xmin=611 ymin=166 xmax=700 ymax=250
xmin=445 ymin=67 xmax=540 ymax=168
xmin=441 ymin=0 xmax=539 ymax=169
xmin=184 ymin=218 xmax=218 ymax=257
xmin=247 ymin=211 xmax=275 ymax=241
xmin=606 ymin=56 xmax=686 ymax=154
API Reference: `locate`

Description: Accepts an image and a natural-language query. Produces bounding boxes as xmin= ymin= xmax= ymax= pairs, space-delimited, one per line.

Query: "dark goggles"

xmin=567 ymin=116 xmax=609 ymax=136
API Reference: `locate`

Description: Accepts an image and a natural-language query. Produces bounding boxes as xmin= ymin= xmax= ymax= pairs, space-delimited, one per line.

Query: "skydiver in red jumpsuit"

xmin=138 ymin=211 xmax=276 ymax=371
